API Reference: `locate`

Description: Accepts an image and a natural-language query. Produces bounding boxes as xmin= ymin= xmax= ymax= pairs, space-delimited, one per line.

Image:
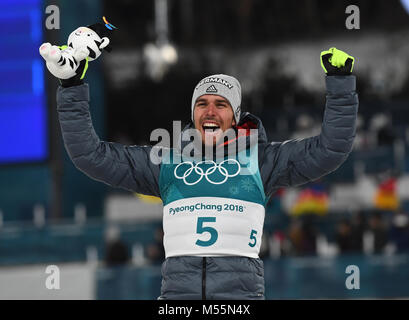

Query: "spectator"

xmin=368 ymin=211 xmax=388 ymax=254
xmin=288 ymin=216 xmax=317 ymax=256
xmin=270 ymin=230 xmax=289 ymax=258
xmin=369 ymin=113 xmax=395 ymax=147
xmin=336 ymin=219 xmax=354 ymax=254
xmin=377 ymin=124 xmax=395 ymax=146
xmin=288 ymin=219 xmax=303 ymax=255
xmin=389 ymin=210 xmax=409 ymax=253
xmin=104 ymin=225 xmax=130 ymax=267
xmin=301 ymin=215 xmax=318 ymax=255
xmin=146 ymin=227 xmax=165 ymax=265
xmin=350 ymin=210 xmax=367 ymax=252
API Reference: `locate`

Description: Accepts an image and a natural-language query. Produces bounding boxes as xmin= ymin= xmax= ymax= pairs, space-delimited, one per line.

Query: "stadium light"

xmin=144 ymin=0 xmax=178 ymax=81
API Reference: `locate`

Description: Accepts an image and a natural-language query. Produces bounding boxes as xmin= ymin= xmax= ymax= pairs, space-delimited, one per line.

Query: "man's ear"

xmin=232 ymin=118 xmax=236 ymax=127
xmin=99 ymin=37 xmax=110 ymax=50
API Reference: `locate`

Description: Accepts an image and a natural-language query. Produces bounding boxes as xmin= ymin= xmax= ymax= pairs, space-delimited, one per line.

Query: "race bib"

xmin=163 ymin=197 xmax=265 ymax=258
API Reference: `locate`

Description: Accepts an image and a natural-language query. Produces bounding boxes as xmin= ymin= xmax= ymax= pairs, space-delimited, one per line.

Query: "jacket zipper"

xmin=202 ymin=257 xmax=206 ymax=300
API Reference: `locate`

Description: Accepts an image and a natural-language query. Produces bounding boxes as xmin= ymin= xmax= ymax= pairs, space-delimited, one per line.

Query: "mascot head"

xmin=67 ymin=17 xmax=117 ymax=61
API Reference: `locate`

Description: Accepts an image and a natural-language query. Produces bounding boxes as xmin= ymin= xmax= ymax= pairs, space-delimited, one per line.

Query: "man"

xmin=54 ymin=45 xmax=358 ymax=299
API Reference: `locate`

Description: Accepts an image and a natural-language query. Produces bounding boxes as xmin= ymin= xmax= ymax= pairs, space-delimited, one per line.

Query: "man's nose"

xmin=205 ymin=103 xmax=217 ymax=116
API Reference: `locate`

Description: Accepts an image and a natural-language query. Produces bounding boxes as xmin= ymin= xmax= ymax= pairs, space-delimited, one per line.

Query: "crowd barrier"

xmin=95 ymin=254 xmax=409 ymax=299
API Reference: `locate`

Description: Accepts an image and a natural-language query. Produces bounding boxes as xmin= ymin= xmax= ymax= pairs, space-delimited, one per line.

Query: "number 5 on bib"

xmin=248 ymin=229 xmax=257 ymax=247
xmin=196 ymin=217 xmax=218 ymax=247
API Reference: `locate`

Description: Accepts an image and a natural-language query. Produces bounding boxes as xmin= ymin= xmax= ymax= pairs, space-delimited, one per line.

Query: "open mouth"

xmin=202 ymin=122 xmax=220 ymax=131
xmin=202 ymin=122 xmax=222 ymax=138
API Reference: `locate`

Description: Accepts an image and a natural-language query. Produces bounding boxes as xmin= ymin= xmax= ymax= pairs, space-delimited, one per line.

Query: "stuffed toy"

xmin=39 ymin=17 xmax=116 ymax=82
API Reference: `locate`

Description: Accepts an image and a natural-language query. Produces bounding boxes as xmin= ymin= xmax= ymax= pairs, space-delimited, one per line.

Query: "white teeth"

xmin=203 ymin=123 xmax=219 ymax=128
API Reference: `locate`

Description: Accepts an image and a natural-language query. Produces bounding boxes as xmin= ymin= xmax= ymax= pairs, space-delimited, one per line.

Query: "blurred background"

xmin=1 ymin=0 xmax=409 ymax=299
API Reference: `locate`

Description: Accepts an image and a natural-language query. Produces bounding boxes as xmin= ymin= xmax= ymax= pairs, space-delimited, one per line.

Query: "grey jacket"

xmin=57 ymin=75 xmax=358 ymax=299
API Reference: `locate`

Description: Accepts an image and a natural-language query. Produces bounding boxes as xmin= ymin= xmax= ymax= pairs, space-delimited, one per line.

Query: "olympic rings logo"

xmin=174 ymin=159 xmax=241 ymax=185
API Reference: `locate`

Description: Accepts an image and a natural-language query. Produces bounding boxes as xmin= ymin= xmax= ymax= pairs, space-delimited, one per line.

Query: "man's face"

xmin=193 ymin=95 xmax=236 ymax=146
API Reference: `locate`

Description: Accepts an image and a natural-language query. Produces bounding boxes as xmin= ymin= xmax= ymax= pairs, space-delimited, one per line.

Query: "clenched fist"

xmin=320 ymin=47 xmax=355 ymax=76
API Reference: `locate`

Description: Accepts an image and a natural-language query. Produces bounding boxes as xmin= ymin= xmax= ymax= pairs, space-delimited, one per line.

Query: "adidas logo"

xmin=206 ymin=85 xmax=218 ymax=93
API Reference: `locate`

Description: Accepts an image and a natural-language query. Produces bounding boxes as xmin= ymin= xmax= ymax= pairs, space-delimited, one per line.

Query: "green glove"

xmin=320 ymin=47 xmax=355 ymax=76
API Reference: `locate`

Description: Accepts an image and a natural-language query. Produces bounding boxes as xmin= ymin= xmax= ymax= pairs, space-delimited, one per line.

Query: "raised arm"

xmin=41 ymin=22 xmax=161 ymax=196
xmin=57 ymin=83 xmax=161 ymax=196
xmin=260 ymin=48 xmax=358 ymax=198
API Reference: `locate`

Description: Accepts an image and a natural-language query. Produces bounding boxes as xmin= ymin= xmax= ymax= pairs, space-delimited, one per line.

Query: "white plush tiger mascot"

xmin=39 ymin=17 xmax=116 ymax=80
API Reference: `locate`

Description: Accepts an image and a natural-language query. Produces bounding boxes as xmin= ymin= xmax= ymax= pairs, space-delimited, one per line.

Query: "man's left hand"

xmin=320 ymin=47 xmax=355 ymax=76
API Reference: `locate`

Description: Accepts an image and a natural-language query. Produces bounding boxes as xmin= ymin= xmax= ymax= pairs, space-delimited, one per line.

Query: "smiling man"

xmin=194 ymin=95 xmax=235 ymax=145
xmin=52 ymin=40 xmax=358 ymax=299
